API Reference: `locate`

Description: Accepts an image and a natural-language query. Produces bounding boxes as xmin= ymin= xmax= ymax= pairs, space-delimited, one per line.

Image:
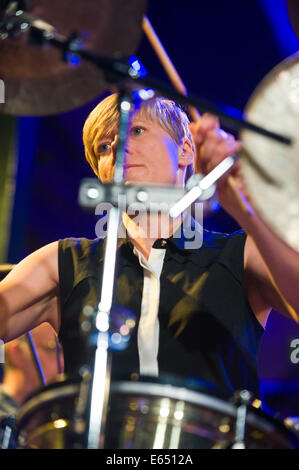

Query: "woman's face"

xmin=97 ymin=114 xmax=184 ymax=186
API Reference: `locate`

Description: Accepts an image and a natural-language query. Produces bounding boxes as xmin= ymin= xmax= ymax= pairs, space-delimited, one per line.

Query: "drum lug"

xmin=230 ymin=389 xmax=254 ymax=450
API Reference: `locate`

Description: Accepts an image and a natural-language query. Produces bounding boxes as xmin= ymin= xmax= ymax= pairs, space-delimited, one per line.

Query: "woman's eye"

xmin=98 ymin=142 xmax=111 ymax=153
xmin=132 ymin=126 xmax=144 ymax=136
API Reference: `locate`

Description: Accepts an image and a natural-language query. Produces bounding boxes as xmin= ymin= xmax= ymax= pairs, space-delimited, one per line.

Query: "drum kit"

xmin=0 ymin=0 xmax=299 ymax=450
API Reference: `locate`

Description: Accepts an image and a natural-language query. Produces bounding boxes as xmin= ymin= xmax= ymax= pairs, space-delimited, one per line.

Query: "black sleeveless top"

xmin=58 ymin=229 xmax=264 ymax=399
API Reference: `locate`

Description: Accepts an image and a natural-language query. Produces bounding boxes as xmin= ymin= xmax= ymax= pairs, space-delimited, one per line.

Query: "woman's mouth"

xmin=124 ymin=164 xmax=144 ymax=170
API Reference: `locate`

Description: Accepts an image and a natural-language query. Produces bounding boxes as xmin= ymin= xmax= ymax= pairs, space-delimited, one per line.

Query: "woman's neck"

xmin=122 ymin=211 xmax=182 ymax=260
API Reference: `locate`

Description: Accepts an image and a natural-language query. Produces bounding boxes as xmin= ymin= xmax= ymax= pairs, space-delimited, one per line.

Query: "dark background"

xmin=4 ymin=0 xmax=299 ymax=418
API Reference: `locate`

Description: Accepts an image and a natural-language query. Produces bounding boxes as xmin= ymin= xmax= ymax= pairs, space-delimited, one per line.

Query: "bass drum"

xmin=15 ymin=377 xmax=299 ymax=449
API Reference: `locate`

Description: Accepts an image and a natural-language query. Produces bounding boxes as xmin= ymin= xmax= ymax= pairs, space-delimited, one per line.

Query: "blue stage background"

xmin=4 ymin=0 xmax=299 ymax=417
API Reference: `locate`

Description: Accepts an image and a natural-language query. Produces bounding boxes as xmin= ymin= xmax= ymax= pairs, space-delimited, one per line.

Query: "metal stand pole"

xmin=86 ymin=92 xmax=133 ymax=449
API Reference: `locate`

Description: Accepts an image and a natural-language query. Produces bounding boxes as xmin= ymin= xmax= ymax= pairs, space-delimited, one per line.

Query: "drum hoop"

xmin=15 ymin=383 xmax=80 ymax=427
xmin=110 ymin=381 xmax=236 ymax=415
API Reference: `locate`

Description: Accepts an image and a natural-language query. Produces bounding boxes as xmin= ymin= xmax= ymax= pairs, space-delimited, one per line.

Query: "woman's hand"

xmin=189 ymin=113 xmax=252 ymax=222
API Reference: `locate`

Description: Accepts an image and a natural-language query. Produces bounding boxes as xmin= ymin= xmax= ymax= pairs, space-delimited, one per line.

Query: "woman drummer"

xmin=0 ymin=93 xmax=298 ymax=399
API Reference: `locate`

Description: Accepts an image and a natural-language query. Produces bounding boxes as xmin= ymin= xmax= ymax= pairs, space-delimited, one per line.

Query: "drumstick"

xmin=26 ymin=332 xmax=47 ymax=387
xmin=142 ymin=16 xmax=200 ymax=123
xmin=142 ymin=15 xmax=253 ymax=216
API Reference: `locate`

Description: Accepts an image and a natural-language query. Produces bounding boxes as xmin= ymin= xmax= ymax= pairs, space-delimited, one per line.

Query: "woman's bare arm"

xmin=0 ymin=241 xmax=60 ymax=342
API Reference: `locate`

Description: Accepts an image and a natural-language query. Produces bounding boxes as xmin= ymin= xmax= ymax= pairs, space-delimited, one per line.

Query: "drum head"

xmin=240 ymin=52 xmax=299 ymax=251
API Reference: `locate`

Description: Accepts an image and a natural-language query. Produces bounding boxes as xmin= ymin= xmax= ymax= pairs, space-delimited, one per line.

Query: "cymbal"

xmin=240 ymin=52 xmax=299 ymax=252
xmin=0 ymin=263 xmax=14 ymax=280
xmin=0 ymin=0 xmax=147 ymax=116
xmin=287 ymin=0 xmax=299 ymax=39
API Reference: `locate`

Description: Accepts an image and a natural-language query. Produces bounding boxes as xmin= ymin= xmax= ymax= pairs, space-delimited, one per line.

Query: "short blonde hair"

xmin=83 ymin=93 xmax=194 ymax=181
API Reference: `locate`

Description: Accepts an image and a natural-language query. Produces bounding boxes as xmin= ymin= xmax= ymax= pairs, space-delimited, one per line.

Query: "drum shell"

xmin=15 ymin=378 xmax=299 ymax=449
xmin=105 ymin=381 xmax=299 ymax=449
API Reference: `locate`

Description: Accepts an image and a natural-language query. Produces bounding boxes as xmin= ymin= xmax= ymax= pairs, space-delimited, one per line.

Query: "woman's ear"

xmin=178 ymin=138 xmax=194 ymax=168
